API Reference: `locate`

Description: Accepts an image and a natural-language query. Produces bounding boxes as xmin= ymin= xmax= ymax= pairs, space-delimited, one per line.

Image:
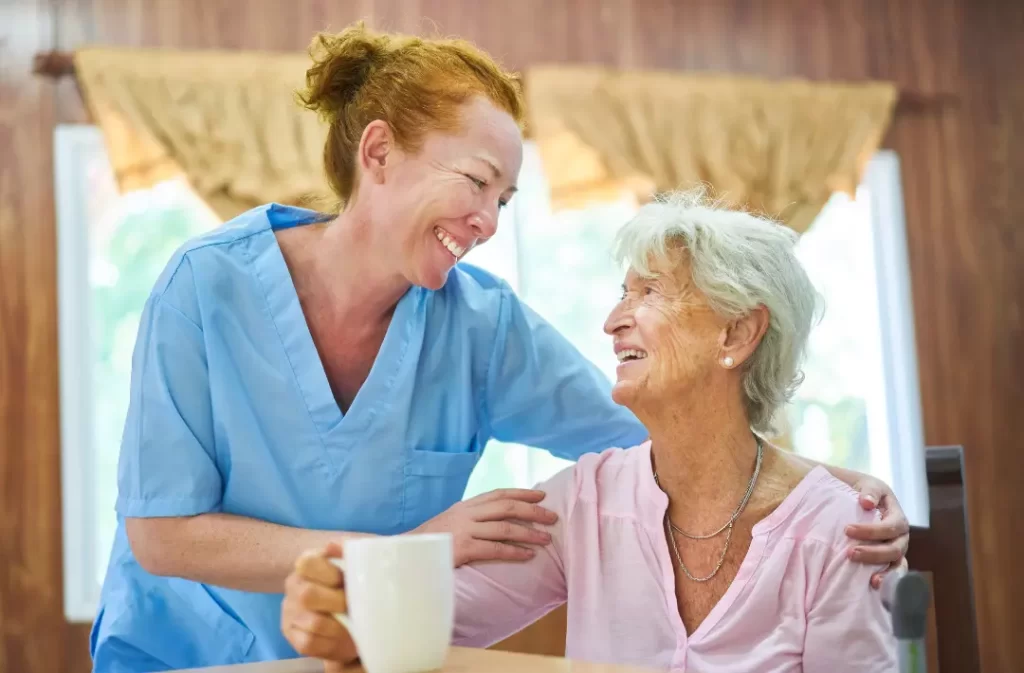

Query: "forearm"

xmin=452 ymin=562 xmax=566 ymax=648
xmin=130 ymin=513 xmax=372 ymax=593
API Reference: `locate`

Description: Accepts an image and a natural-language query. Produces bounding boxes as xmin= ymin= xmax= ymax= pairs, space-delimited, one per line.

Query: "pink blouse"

xmin=453 ymin=442 xmax=897 ymax=672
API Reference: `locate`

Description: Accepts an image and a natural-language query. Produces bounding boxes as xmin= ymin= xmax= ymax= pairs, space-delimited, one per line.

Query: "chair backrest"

xmin=907 ymin=445 xmax=979 ymax=672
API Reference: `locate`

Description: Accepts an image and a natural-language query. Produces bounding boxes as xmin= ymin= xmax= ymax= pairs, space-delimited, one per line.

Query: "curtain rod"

xmin=31 ymin=49 xmax=958 ymax=114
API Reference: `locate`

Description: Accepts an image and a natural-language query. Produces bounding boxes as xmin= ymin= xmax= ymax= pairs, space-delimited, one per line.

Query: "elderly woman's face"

xmin=603 ymin=254 xmax=728 ymax=409
xmin=372 ymin=96 xmax=523 ymax=290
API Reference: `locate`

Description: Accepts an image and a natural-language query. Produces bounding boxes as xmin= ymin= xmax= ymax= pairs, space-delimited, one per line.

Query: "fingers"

xmin=471 ymin=520 xmax=552 ymax=546
xmin=295 ymin=548 xmax=345 ymax=588
xmin=288 ymin=602 xmax=349 ymax=640
xmin=858 ymin=492 xmax=880 ymax=510
xmin=845 ymin=519 xmax=910 ymax=542
xmin=877 ymin=493 xmax=908 ymax=525
xmin=283 ymin=547 xmax=355 ymax=663
xmin=471 ymin=489 xmax=547 ymax=504
xmin=853 ymin=478 xmax=885 ymax=510
xmin=284 ymin=624 xmax=357 ymax=662
xmin=847 ymin=542 xmax=902 ymax=566
xmin=870 ymin=558 xmax=909 ymax=590
xmin=285 ymin=574 xmax=349 ymax=614
xmin=460 ymin=539 xmax=537 ymax=563
xmin=472 ymin=499 xmax=558 ymax=526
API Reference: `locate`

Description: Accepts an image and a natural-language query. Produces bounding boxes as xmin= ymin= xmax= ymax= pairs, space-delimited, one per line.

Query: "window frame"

xmin=55 ymin=124 xmax=105 ymax=622
xmin=862 ymin=150 xmax=929 ymax=527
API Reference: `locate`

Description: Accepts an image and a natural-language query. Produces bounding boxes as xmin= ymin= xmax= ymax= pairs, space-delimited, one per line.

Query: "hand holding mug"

xmin=281 ymin=543 xmax=357 ymax=670
xmin=282 ymin=534 xmax=455 ymax=673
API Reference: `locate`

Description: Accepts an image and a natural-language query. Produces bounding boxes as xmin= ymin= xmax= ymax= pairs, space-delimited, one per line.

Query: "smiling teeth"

xmin=617 ymin=349 xmax=648 ymax=363
xmin=434 ymin=227 xmax=466 ymax=258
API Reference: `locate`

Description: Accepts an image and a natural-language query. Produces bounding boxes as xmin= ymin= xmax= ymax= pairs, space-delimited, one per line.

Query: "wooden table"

xmin=176 ymin=647 xmax=657 ymax=673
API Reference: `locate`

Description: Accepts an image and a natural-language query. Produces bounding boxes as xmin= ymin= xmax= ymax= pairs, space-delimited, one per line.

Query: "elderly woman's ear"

xmin=718 ymin=305 xmax=770 ymax=368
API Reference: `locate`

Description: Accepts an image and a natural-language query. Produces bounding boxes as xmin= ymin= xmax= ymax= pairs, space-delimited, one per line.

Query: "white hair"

xmin=612 ymin=189 xmax=820 ymax=434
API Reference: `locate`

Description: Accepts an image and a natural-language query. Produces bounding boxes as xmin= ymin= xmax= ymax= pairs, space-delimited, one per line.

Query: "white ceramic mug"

xmin=331 ymin=533 xmax=454 ymax=673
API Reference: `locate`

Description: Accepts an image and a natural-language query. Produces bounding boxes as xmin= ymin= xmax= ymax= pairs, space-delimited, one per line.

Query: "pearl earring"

xmin=722 ymin=356 xmax=734 ymax=368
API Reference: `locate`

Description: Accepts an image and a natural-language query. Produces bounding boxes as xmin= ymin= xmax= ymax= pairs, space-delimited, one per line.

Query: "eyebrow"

xmin=475 ymin=154 xmax=518 ymax=193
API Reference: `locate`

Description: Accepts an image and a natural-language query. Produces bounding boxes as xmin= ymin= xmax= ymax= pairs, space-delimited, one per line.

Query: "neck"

xmin=640 ymin=380 xmax=761 ymax=526
xmin=291 ymin=208 xmax=411 ymax=328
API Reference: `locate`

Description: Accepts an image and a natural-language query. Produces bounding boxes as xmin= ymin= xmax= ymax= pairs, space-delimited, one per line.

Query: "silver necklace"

xmin=653 ymin=437 xmax=763 ymax=582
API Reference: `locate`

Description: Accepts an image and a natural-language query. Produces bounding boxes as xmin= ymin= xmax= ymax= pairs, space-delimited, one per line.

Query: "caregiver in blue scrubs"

xmin=91 ymin=24 xmax=910 ymax=672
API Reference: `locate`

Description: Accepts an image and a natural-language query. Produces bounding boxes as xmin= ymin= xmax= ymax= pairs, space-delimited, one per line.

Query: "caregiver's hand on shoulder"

xmin=413 ymin=488 xmax=558 ymax=566
xmin=845 ymin=475 xmax=911 ymax=589
xmin=281 ymin=543 xmax=357 ymax=672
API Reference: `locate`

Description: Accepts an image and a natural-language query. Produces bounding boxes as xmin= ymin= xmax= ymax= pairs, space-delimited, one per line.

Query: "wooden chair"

xmin=907 ymin=445 xmax=980 ymax=672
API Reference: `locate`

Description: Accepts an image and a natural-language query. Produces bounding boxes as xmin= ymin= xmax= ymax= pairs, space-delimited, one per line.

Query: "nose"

xmin=603 ymin=300 xmax=634 ymax=336
xmin=468 ymin=206 xmax=498 ymax=240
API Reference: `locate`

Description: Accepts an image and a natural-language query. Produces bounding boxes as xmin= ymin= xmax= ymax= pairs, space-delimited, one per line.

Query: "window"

xmin=55 ymin=125 xmax=220 ymax=621
xmin=465 ymin=145 xmax=929 ymax=527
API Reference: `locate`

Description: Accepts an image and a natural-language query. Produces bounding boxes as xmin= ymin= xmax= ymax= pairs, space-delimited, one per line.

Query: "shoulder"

xmin=767 ymin=466 xmax=880 ymax=551
xmin=543 ymin=443 xmax=654 ymax=519
xmin=150 ymin=204 xmax=276 ymax=299
xmin=433 ymin=262 xmax=512 ymax=313
xmin=421 ymin=263 xmax=516 ymax=347
xmin=150 ymin=203 xmax=322 ymax=321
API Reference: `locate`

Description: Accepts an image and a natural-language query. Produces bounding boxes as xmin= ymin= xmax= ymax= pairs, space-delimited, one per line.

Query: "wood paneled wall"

xmin=2 ymin=1 xmax=1022 ymax=671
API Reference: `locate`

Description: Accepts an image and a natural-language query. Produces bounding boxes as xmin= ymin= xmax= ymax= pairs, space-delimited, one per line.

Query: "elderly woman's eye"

xmin=466 ymin=174 xmax=487 ymax=190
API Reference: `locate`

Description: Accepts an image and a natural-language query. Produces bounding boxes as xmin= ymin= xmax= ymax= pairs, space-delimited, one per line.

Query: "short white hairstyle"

xmin=612 ymin=189 xmax=819 ymax=434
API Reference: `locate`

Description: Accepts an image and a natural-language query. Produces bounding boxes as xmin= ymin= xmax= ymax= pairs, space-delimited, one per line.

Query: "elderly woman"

xmin=283 ymin=193 xmax=898 ymax=672
xmin=93 ymin=22 xmax=906 ymax=672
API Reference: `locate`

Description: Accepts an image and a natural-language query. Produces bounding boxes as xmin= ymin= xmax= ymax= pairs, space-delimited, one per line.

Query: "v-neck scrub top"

xmin=90 ymin=204 xmax=647 ymax=672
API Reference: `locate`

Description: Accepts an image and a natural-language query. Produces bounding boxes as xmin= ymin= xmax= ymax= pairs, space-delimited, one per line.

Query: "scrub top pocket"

xmin=403 ymin=446 xmax=483 ymax=526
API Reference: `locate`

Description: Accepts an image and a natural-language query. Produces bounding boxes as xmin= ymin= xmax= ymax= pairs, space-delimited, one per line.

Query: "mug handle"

xmin=328 ymin=558 xmax=358 ymax=643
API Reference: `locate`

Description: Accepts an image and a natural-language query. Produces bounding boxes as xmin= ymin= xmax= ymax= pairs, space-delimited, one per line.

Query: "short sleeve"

xmin=803 ymin=538 xmax=898 ymax=671
xmin=484 ymin=284 xmax=647 ymax=460
xmin=452 ymin=464 xmax=578 ymax=647
xmin=116 ymin=258 xmax=222 ymax=518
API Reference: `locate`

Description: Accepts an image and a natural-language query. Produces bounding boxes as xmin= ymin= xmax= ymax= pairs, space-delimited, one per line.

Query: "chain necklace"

xmin=653 ymin=436 xmax=763 ymax=582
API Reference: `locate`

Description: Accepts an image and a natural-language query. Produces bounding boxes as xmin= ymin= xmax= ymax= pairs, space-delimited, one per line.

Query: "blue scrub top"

xmin=90 ymin=204 xmax=646 ymax=672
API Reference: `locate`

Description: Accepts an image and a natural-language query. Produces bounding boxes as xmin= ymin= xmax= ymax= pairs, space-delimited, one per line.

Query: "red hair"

xmin=299 ymin=23 xmax=525 ymax=207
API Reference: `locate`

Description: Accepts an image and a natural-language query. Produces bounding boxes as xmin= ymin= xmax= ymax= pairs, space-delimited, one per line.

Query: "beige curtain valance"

xmin=74 ymin=49 xmax=896 ymax=230
xmin=74 ymin=47 xmax=331 ymax=220
xmin=525 ymin=66 xmax=897 ymax=231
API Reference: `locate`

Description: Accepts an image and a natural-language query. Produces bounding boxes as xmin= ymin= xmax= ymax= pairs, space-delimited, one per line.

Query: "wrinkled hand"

xmin=413 ymin=488 xmax=558 ymax=567
xmin=846 ymin=477 xmax=911 ymax=588
xmin=281 ymin=543 xmax=357 ymax=672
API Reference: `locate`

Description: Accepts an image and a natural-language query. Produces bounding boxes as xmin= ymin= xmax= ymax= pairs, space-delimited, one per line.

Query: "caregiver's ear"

xmin=358 ymin=120 xmax=395 ymax=182
xmin=719 ymin=305 xmax=770 ymax=367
